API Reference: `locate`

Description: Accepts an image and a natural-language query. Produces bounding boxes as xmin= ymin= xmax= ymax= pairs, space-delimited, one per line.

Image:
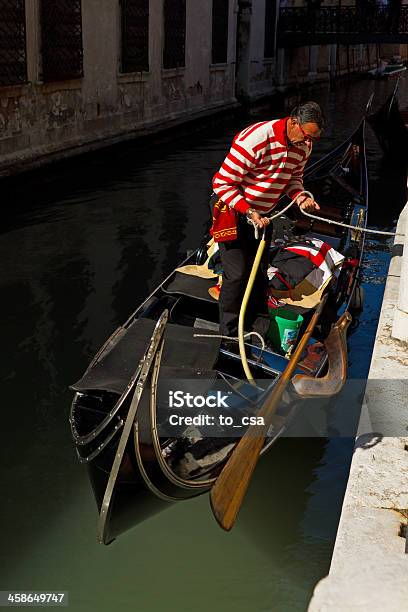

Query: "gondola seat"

xmin=72 ymin=318 xmax=221 ymax=395
xmin=163 ymin=271 xmax=218 ymax=304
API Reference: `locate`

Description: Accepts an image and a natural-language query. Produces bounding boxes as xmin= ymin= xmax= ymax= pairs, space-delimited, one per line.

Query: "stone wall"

xmin=0 ymin=0 xmax=238 ymax=175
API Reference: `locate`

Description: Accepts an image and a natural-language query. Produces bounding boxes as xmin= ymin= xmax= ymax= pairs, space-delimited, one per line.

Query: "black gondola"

xmin=367 ymin=77 xmax=408 ymax=163
xmin=70 ymin=112 xmax=369 ymax=544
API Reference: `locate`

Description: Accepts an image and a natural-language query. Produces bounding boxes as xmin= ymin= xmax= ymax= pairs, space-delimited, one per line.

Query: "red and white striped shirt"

xmin=212 ymin=117 xmax=311 ymax=215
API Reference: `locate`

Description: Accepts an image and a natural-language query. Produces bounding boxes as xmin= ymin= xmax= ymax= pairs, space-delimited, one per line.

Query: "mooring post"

xmin=392 ymin=198 xmax=408 ymax=342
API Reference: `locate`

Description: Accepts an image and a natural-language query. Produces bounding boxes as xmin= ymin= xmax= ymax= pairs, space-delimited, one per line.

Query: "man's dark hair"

xmin=290 ymin=101 xmax=325 ymax=130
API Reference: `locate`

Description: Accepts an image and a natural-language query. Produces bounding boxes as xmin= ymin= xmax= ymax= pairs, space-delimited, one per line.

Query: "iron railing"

xmin=121 ymin=0 xmax=149 ymax=73
xmin=212 ymin=0 xmax=229 ymax=64
xmin=278 ymin=6 xmax=408 ymax=45
xmin=163 ymin=0 xmax=185 ymax=69
xmin=40 ymin=0 xmax=84 ymax=82
xmin=0 ymin=0 xmax=27 ymax=86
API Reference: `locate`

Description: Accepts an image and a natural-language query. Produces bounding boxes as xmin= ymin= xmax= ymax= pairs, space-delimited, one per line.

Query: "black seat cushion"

xmin=72 ymin=318 xmax=221 ymax=394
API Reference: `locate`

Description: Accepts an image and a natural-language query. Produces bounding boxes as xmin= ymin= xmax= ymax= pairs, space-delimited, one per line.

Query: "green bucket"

xmin=267 ymin=308 xmax=303 ymax=355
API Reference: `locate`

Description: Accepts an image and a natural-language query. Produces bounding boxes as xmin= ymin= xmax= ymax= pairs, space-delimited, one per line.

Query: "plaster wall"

xmin=248 ymin=0 xmax=279 ymax=99
xmin=0 ymin=0 xmax=237 ymax=175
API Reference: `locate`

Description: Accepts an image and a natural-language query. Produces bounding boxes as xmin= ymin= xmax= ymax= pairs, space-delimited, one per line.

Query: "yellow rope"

xmin=236 ymin=192 xmax=311 ymax=384
xmin=238 ymin=232 xmax=266 ymax=385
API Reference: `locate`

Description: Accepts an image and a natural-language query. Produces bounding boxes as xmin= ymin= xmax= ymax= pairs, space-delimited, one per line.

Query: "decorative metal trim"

xmin=76 ymin=419 xmax=123 ymax=464
xmin=163 ymin=0 xmax=185 ymax=70
xmin=40 ymin=0 xmax=84 ymax=82
xmin=0 ymin=0 xmax=27 ymax=86
xmin=134 ymin=421 xmax=181 ymax=502
xmin=96 ymin=310 xmax=169 ymax=545
xmin=121 ymin=0 xmax=149 ymax=73
xmin=149 ymin=339 xmax=213 ymax=491
xmin=133 ymin=337 xmax=199 ymax=499
xmin=212 ymin=0 xmax=229 ymax=65
xmin=70 ymin=357 xmax=143 ymax=447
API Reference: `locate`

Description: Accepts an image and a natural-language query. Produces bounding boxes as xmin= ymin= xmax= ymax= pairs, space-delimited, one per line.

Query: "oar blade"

xmin=209 ymin=296 xmax=329 ymax=532
xmin=210 ymin=434 xmax=265 ymax=531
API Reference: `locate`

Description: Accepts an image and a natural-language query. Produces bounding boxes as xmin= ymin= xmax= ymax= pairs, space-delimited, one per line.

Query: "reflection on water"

xmin=0 ymin=77 xmax=406 ymax=612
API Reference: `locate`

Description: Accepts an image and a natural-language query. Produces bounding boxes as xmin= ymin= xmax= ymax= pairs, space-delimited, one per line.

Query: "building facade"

xmin=0 ymin=0 xmax=240 ymax=174
xmin=276 ymin=0 xmax=408 ymax=88
xmin=0 ymin=0 xmax=406 ymax=174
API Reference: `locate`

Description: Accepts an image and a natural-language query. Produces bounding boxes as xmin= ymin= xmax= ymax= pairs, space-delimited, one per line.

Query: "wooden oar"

xmin=210 ymin=295 xmax=328 ymax=531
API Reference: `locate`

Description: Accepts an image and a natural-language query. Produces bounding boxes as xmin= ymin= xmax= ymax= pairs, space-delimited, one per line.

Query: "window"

xmin=0 ymin=0 xmax=27 ymax=86
xmin=163 ymin=0 xmax=185 ymax=69
xmin=264 ymin=0 xmax=277 ymax=58
xmin=40 ymin=0 xmax=83 ymax=82
xmin=121 ymin=0 xmax=149 ymax=73
xmin=212 ymin=0 xmax=229 ymax=64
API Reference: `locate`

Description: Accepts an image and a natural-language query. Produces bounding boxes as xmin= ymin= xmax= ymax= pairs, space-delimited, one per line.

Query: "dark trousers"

xmin=218 ymin=214 xmax=272 ymax=337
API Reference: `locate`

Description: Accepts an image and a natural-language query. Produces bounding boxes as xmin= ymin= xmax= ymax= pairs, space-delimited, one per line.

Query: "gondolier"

xmin=211 ymin=101 xmax=324 ymax=337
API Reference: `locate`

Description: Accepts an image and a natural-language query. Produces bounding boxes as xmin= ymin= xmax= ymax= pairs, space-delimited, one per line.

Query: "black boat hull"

xmin=70 ymin=117 xmax=369 ymax=544
xmin=367 ymin=79 xmax=408 ymax=165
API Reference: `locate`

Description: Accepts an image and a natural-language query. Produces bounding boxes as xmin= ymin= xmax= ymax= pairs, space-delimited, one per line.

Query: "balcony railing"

xmin=278 ymin=6 xmax=408 ymax=46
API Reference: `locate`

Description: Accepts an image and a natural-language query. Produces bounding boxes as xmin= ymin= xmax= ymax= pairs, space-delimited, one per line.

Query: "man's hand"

xmin=247 ymin=210 xmax=270 ymax=228
xmin=296 ymin=194 xmax=320 ymax=212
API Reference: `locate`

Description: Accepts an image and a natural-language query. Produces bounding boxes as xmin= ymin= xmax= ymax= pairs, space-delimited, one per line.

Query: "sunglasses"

xmin=297 ymin=122 xmax=321 ymax=142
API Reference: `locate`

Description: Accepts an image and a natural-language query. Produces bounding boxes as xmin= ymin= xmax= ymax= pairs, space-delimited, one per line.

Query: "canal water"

xmin=1 ymin=77 xmax=406 ymax=612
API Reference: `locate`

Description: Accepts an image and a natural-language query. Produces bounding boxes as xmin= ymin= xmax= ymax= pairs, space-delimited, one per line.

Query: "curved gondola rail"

xmin=96 ymin=311 xmax=169 ymax=545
